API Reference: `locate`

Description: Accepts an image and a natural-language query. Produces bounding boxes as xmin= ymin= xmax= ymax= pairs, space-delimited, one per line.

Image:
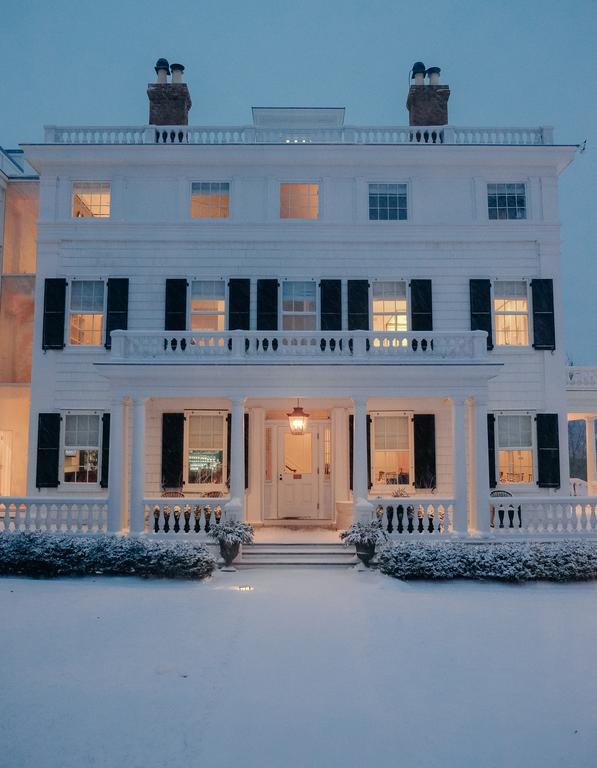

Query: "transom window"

xmin=69 ymin=280 xmax=104 ymax=345
xmin=497 ymin=414 xmax=534 ymax=484
xmin=72 ymin=182 xmax=111 ymax=218
xmin=186 ymin=413 xmax=226 ymax=488
xmin=191 ymin=182 xmax=230 ymax=219
xmin=372 ymin=414 xmax=411 ymax=487
xmin=372 ymin=282 xmax=408 ymax=332
xmin=369 ymin=183 xmax=407 ymax=221
xmin=487 ymin=183 xmax=526 ymax=220
xmin=279 ymin=183 xmax=319 ymax=219
xmin=63 ymin=414 xmax=100 ymax=484
xmin=191 ymin=281 xmax=225 ymax=331
xmin=282 ymin=281 xmax=316 ymax=330
xmin=494 ymin=281 xmax=529 ymax=346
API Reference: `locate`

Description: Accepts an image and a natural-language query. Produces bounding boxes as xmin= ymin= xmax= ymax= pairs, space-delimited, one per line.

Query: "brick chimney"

xmin=406 ymin=62 xmax=450 ymax=126
xmin=147 ymin=59 xmax=192 ymax=125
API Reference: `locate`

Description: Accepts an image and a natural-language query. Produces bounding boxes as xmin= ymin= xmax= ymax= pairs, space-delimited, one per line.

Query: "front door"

xmin=276 ymin=426 xmax=318 ymax=518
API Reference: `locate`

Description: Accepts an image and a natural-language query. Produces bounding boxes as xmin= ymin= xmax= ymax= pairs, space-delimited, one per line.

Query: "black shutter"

xmin=256 ymin=279 xmax=278 ymax=330
xmin=244 ymin=412 xmax=250 ymax=490
xmin=414 ymin=414 xmax=436 ymax=489
xmin=320 ymin=279 xmax=342 ymax=331
xmin=531 ymin=279 xmax=556 ymax=350
xmin=165 ymin=279 xmax=187 ymax=331
xmin=536 ymin=413 xmax=560 ymax=488
xmin=348 ymin=414 xmax=354 ymax=491
xmin=366 ymin=415 xmax=372 ymax=489
xmin=36 ymin=413 xmax=61 ymax=488
xmin=410 ymin=279 xmax=433 ymax=331
xmin=469 ymin=279 xmax=493 ymax=350
xmin=347 ymin=280 xmax=369 ymax=330
xmin=105 ymin=278 xmax=129 ymax=349
xmin=487 ymin=413 xmax=497 ymax=488
xmin=226 ymin=413 xmax=232 ymax=487
xmin=42 ymin=278 xmax=66 ymax=350
xmin=228 ymin=278 xmax=251 ymax=330
xmin=100 ymin=413 xmax=110 ymax=488
xmin=161 ymin=413 xmax=184 ymax=488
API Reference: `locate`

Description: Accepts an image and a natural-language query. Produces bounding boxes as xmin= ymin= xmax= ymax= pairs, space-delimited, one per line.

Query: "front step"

xmin=239 ymin=542 xmax=355 ymax=567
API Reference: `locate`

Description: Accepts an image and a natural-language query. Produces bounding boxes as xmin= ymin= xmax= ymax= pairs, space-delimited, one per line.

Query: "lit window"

xmin=191 ymin=182 xmax=230 ymax=219
xmin=63 ymin=414 xmax=100 ymax=484
xmin=324 ymin=426 xmax=331 ymax=477
xmin=191 ymin=281 xmax=225 ymax=331
xmin=372 ymin=282 xmax=408 ymax=333
xmin=497 ymin=414 xmax=534 ymax=484
xmin=186 ymin=413 xmax=226 ymax=487
xmin=494 ymin=281 xmax=529 ymax=346
xmin=372 ymin=415 xmax=411 ymax=487
xmin=280 ymin=183 xmax=319 ymax=219
xmin=282 ymin=281 xmax=316 ymax=330
xmin=69 ymin=280 xmax=104 ymax=346
xmin=487 ymin=183 xmax=526 ymax=220
xmin=369 ymin=183 xmax=407 ymax=221
xmin=72 ymin=182 xmax=111 ymax=218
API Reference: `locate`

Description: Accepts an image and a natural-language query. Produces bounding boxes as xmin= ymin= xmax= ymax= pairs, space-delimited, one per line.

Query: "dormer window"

xmin=191 ymin=182 xmax=230 ymax=219
xmin=72 ymin=182 xmax=111 ymax=218
xmin=279 ymin=183 xmax=319 ymax=219
xmin=487 ymin=183 xmax=526 ymax=220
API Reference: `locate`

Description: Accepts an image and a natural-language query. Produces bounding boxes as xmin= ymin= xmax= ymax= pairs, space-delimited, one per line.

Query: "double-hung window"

xmin=369 ymin=183 xmax=407 ymax=220
xmin=497 ymin=414 xmax=534 ymax=484
xmin=494 ymin=281 xmax=529 ymax=346
xmin=371 ymin=414 xmax=412 ymax=488
xmin=191 ymin=182 xmax=230 ymax=219
xmin=279 ymin=183 xmax=319 ymax=219
xmin=190 ymin=281 xmax=226 ymax=331
xmin=63 ymin=413 xmax=100 ymax=484
xmin=72 ymin=182 xmax=111 ymax=218
xmin=282 ymin=281 xmax=316 ymax=330
xmin=69 ymin=280 xmax=105 ymax=345
xmin=487 ymin=183 xmax=526 ymax=220
xmin=185 ymin=412 xmax=227 ymax=490
xmin=372 ymin=281 xmax=408 ymax=332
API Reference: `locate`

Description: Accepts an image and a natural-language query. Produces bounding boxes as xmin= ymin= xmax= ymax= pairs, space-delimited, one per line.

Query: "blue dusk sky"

xmin=2 ymin=0 xmax=596 ymax=363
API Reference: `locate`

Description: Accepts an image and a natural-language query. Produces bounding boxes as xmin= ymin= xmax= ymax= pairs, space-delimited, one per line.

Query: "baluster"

xmin=427 ymin=505 xmax=435 ymax=533
xmin=396 ymin=504 xmax=404 ymax=533
xmin=153 ymin=505 xmax=161 ymax=533
xmin=193 ymin=505 xmax=202 ymax=533
xmin=386 ymin=505 xmax=394 ymax=534
xmin=173 ymin=505 xmax=181 ymax=533
xmin=204 ymin=505 xmax=212 ymax=532
xmin=407 ymin=505 xmax=415 ymax=533
xmin=163 ymin=505 xmax=171 ymax=533
xmin=183 ymin=505 xmax=191 ymax=533
xmin=417 ymin=505 xmax=424 ymax=533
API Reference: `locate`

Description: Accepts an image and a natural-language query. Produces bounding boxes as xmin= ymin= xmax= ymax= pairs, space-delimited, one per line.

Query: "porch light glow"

xmin=287 ymin=401 xmax=310 ymax=435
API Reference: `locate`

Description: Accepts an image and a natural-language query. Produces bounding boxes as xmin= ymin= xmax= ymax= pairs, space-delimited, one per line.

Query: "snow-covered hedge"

xmin=0 ymin=533 xmax=216 ymax=579
xmin=378 ymin=540 xmax=597 ymax=582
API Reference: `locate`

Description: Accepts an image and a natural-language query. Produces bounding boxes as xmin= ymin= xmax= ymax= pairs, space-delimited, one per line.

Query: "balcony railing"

xmin=567 ymin=367 xmax=597 ymax=389
xmin=488 ymin=496 xmax=597 ymax=535
xmin=43 ymin=124 xmax=553 ymax=146
xmin=110 ymin=330 xmax=488 ymax=364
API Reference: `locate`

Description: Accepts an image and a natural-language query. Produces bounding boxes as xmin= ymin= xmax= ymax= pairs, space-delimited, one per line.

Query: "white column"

xmin=129 ymin=397 xmax=146 ymax=534
xmin=247 ymin=407 xmax=265 ymax=523
xmin=331 ymin=407 xmax=349 ymax=505
xmin=224 ymin=397 xmax=245 ymax=521
xmin=352 ymin=398 xmax=374 ymax=522
xmin=472 ymin=397 xmax=490 ymax=533
xmin=586 ymin=418 xmax=597 ymax=493
xmin=107 ymin=395 xmax=125 ymax=532
xmin=451 ymin=398 xmax=468 ymax=534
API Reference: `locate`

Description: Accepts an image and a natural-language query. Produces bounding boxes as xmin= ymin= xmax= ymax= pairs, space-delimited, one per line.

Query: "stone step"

xmin=238 ymin=555 xmax=357 ymax=566
xmin=244 ymin=544 xmax=347 ymax=554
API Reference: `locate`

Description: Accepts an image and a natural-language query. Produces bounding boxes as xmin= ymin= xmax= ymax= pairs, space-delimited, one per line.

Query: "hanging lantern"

xmin=287 ymin=400 xmax=309 ymax=435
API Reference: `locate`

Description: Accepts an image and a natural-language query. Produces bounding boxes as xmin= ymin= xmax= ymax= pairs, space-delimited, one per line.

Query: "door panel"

xmin=277 ymin=427 xmax=318 ymax=518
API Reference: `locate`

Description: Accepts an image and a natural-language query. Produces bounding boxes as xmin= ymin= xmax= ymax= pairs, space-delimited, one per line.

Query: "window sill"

xmin=63 ymin=346 xmax=109 ymax=355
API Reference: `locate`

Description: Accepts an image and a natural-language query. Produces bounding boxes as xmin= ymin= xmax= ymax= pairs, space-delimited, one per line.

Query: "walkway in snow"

xmin=2 ymin=569 xmax=596 ymax=768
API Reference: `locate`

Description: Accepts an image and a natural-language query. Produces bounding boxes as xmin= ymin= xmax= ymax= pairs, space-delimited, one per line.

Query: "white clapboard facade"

xmin=2 ymin=60 xmax=597 ymax=541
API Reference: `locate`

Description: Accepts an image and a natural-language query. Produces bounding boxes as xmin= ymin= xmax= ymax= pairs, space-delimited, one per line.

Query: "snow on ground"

xmin=1 ymin=569 xmax=596 ymax=768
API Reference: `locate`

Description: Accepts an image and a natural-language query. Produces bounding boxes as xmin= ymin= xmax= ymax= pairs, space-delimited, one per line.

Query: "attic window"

xmin=280 ymin=183 xmax=319 ymax=219
xmin=72 ymin=182 xmax=111 ymax=218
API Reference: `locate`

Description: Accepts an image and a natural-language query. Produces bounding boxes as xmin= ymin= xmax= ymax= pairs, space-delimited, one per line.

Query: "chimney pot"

xmin=426 ymin=66 xmax=441 ymax=85
xmin=406 ymin=63 xmax=450 ymax=126
xmin=155 ymin=58 xmax=170 ymax=84
xmin=171 ymin=63 xmax=184 ymax=83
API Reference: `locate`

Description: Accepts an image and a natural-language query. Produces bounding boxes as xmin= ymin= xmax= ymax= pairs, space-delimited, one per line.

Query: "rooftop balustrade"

xmin=567 ymin=367 xmax=597 ymax=389
xmin=42 ymin=124 xmax=554 ymax=146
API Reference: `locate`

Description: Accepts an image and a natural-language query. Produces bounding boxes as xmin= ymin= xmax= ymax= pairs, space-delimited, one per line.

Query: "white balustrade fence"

xmin=0 ymin=498 xmax=108 ymax=533
xmin=489 ymin=497 xmax=597 ymax=535
xmin=144 ymin=498 xmax=225 ymax=536
xmin=111 ymin=330 xmax=488 ymax=364
xmin=43 ymin=124 xmax=553 ymax=146
xmin=374 ymin=498 xmax=454 ymax=535
xmin=567 ymin=367 xmax=597 ymax=389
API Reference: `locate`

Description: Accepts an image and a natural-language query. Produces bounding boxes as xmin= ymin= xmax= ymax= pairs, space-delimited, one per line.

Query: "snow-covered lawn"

xmin=2 ymin=569 xmax=596 ymax=768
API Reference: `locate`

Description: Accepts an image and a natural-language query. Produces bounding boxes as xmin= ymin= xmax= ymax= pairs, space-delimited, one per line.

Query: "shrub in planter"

xmin=207 ymin=520 xmax=254 ymax=568
xmin=0 ymin=532 xmax=217 ymax=580
xmin=340 ymin=520 xmax=387 ymax=566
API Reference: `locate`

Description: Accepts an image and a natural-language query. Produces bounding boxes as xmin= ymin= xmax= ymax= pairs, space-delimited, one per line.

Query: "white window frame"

xmin=371 ymin=279 xmax=410 ymax=334
xmin=66 ymin=279 xmax=107 ymax=348
xmin=71 ymin=181 xmax=111 ymax=219
xmin=189 ymin=181 xmax=232 ymax=220
xmin=491 ymin=278 xmax=532 ymax=349
xmin=367 ymin=182 xmax=409 ymax=222
xmin=495 ymin=411 xmax=536 ymax=488
xmin=183 ymin=409 xmax=229 ymax=494
xmin=486 ymin=182 xmax=528 ymax=222
xmin=278 ymin=181 xmax=321 ymax=221
xmin=60 ymin=410 xmax=103 ymax=488
xmin=280 ymin=279 xmax=318 ymax=331
xmin=370 ymin=411 xmax=414 ymax=493
xmin=189 ymin=279 xmax=227 ymax=332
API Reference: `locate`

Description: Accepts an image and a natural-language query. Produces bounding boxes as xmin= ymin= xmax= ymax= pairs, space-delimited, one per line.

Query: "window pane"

xmin=372 ymin=281 xmax=408 ymax=333
xmin=373 ymin=416 xmax=410 ymax=485
xmin=279 ymin=184 xmax=319 ymax=219
xmin=187 ymin=414 xmax=225 ymax=485
xmin=283 ymin=433 xmax=312 ymax=474
xmin=191 ymin=280 xmax=225 ymax=330
xmin=494 ymin=281 xmax=529 ymax=346
xmin=487 ymin=183 xmax=526 ymax=220
xmin=191 ymin=183 xmax=230 ymax=219
xmin=369 ymin=183 xmax=407 ymax=221
xmin=63 ymin=414 xmax=100 ymax=484
xmin=72 ymin=183 xmax=111 ymax=218
xmin=498 ymin=449 xmax=533 ymax=484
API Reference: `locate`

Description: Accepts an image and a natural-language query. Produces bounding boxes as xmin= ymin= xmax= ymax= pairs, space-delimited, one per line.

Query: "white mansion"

xmin=1 ymin=60 xmax=596 ymax=543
